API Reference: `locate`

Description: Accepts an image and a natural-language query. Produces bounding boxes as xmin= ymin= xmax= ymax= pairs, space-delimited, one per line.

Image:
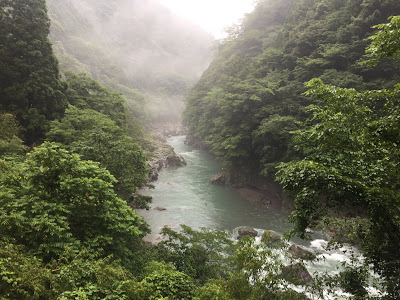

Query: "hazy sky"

xmin=158 ymin=0 xmax=255 ymax=38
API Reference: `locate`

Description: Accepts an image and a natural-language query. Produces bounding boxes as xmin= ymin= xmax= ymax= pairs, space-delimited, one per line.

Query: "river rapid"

xmin=137 ymin=136 xmax=378 ymax=299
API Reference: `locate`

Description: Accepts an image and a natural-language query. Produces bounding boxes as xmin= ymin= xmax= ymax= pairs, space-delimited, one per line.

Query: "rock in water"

xmin=262 ymin=230 xmax=281 ymax=244
xmin=282 ymin=263 xmax=313 ymax=285
xmin=209 ymin=173 xmax=227 ymax=185
xmin=154 ymin=206 xmax=167 ymax=211
xmin=166 ymin=153 xmax=187 ymax=166
xmin=237 ymin=226 xmax=258 ymax=239
xmin=288 ymin=244 xmax=316 ymax=260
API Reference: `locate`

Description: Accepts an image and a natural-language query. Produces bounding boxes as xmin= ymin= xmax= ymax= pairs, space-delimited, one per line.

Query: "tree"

xmin=0 ymin=113 xmax=26 ymax=158
xmin=184 ymin=0 xmax=400 ymax=177
xmin=63 ymin=72 xmax=126 ymax=127
xmin=277 ymin=16 xmax=400 ymax=297
xmin=0 ymin=0 xmax=67 ymax=144
xmin=46 ymin=105 xmax=148 ymax=200
xmin=0 ymin=142 xmax=148 ymax=261
xmin=364 ymin=15 xmax=400 ymax=65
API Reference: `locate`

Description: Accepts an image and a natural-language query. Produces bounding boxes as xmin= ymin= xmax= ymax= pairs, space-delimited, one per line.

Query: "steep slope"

xmin=184 ymin=0 xmax=400 ymax=180
xmin=47 ymin=0 xmax=213 ymax=126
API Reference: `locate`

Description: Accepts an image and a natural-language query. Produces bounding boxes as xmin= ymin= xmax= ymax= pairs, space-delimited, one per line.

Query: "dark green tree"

xmin=63 ymin=72 xmax=126 ymax=126
xmin=184 ymin=0 xmax=400 ymax=178
xmin=0 ymin=142 xmax=148 ymax=261
xmin=0 ymin=113 xmax=26 ymax=158
xmin=277 ymin=16 xmax=400 ymax=297
xmin=0 ymin=0 xmax=67 ymax=144
xmin=46 ymin=105 xmax=148 ymax=200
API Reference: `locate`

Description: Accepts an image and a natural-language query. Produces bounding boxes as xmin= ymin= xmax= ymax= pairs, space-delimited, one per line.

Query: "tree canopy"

xmin=47 ymin=106 xmax=148 ymax=200
xmin=277 ymin=15 xmax=400 ymax=297
xmin=184 ymin=0 xmax=400 ymax=176
xmin=0 ymin=0 xmax=67 ymax=144
xmin=0 ymin=143 xmax=148 ymax=261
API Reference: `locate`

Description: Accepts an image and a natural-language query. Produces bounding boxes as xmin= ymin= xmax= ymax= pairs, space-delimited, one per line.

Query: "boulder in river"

xmin=288 ymin=244 xmax=316 ymax=260
xmin=154 ymin=206 xmax=167 ymax=211
xmin=209 ymin=172 xmax=228 ymax=185
xmin=147 ymin=143 xmax=187 ymax=182
xmin=166 ymin=153 xmax=187 ymax=167
xmin=237 ymin=226 xmax=258 ymax=239
xmin=261 ymin=230 xmax=281 ymax=245
xmin=281 ymin=263 xmax=313 ymax=285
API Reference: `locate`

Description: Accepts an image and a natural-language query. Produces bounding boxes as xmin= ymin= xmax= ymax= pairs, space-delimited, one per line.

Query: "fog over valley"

xmin=47 ymin=0 xmax=214 ymax=127
xmin=1 ymin=0 xmax=400 ymax=298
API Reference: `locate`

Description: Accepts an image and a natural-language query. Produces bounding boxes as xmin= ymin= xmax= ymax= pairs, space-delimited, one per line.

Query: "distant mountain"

xmin=47 ymin=0 xmax=213 ymax=124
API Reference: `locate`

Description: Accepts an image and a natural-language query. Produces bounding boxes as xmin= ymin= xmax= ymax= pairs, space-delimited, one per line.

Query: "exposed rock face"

xmin=184 ymin=134 xmax=206 ymax=149
xmin=237 ymin=226 xmax=258 ymax=239
xmin=236 ymin=188 xmax=266 ymax=205
xmin=166 ymin=152 xmax=186 ymax=167
xmin=186 ymin=134 xmax=293 ymax=211
xmin=148 ymin=144 xmax=186 ymax=182
xmin=288 ymin=244 xmax=316 ymax=260
xmin=209 ymin=172 xmax=228 ymax=185
xmin=281 ymin=263 xmax=313 ymax=285
xmin=228 ymin=168 xmax=289 ymax=210
xmin=262 ymin=230 xmax=281 ymax=244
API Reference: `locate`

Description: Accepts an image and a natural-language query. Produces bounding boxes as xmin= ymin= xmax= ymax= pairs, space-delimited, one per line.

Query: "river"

xmin=138 ymin=135 xmax=292 ymax=243
xmin=137 ymin=135 xmax=380 ymax=299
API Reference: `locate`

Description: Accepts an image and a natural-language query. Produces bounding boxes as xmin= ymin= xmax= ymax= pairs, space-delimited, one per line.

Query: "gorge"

xmin=1 ymin=0 xmax=400 ymax=298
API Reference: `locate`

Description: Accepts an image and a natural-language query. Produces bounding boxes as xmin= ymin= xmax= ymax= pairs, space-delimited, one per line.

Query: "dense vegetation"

xmin=184 ymin=0 xmax=400 ymax=297
xmin=46 ymin=0 xmax=213 ymax=127
xmin=0 ymin=0 xmax=67 ymax=144
xmin=1 ymin=0 xmax=400 ymax=298
xmin=185 ymin=0 xmax=400 ymax=176
xmin=277 ymin=15 xmax=400 ymax=298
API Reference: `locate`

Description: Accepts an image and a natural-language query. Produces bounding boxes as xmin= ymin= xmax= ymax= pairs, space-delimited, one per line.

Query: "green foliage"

xmin=159 ymin=226 xmax=310 ymax=299
xmin=0 ymin=242 xmax=145 ymax=299
xmin=339 ymin=266 xmax=369 ymax=298
xmin=184 ymin=0 xmax=400 ymax=177
xmin=140 ymin=261 xmax=196 ymax=300
xmin=0 ymin=113 xmax=27 ymax=159
xmin=277 ymin=79 xmax=400 ymax=295
xmin=277 ymin=18 xmax=400 ymax=295
xmin=364 ymin=16 xmax=400 ymax=65
xmin=194 ymin=281 xmax=233 ymax=300
xmin=63 ymin=72 xmax=127 ymax=126
xmin=47 ymin=105 xmax=149 ymax=200
xmin=51 ymin=252 xmax=135 ymax=300
xmin=0 ymin=242 xmax=51 ymax=299
xmin=0 ymin=0 xmax=67 ymax=144
xmin=0 ymin=142 xmax=147 ymax=261
xmin=159 ymin=225 xmax=235 ymax=282
xmin=253 ymin=114 xmax=298 ymax=176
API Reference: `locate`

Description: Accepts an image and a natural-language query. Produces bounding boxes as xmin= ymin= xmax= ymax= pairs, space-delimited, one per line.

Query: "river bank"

xmin=185 ymin=134 xmax=293 ymax=211
xmin=137 ymin=135 xmax=291 ymax=243
xmin=136 ymin=136 xmax=382 ymax=299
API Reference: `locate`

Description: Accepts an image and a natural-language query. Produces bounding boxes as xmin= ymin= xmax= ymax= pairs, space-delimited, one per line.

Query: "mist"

xmin=47 ymin=0 xmax=214 ymax=129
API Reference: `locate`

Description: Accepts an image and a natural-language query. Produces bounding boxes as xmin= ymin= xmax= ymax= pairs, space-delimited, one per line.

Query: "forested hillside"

xmin=185 ymin=0 xmax=400 ymax=176
xmin=185 ymin=0 xmax=400 ymax=296
xmin=47 ymin=0 xmax=213 ymax=126
xmin=1 ymin=0 xmax=400 ymax=298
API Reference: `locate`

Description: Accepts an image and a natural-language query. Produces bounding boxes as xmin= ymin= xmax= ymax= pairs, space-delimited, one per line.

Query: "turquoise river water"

xmin=137 ymin=135 xmax=292 ymax=242
xmin=137 ymin=136 xmax=379 ymax=299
